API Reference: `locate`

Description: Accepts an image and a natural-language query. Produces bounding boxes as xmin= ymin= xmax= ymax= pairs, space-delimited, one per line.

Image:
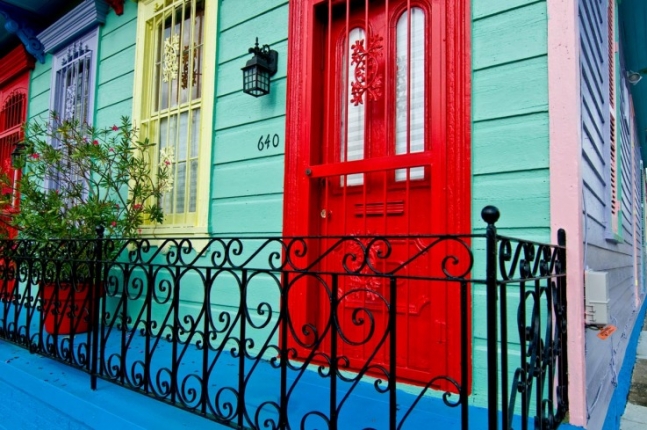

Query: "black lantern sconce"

xmin=242 ymin=38 xmax=278 ymax=97
xmin=10 ymin=142 xmax=26 ymax=169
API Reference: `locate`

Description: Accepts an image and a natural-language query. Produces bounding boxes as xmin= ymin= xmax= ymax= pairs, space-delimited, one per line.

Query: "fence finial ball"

xmin=481 ymin=206 xmax=500 ymax=225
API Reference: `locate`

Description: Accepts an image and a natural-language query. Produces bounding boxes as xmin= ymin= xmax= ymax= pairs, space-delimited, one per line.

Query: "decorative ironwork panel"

xmin=0 ymin=208 xmax=569 ymax=429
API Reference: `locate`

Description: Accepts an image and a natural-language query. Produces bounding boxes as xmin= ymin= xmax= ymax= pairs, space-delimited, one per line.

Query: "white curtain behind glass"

xmin=395 ymin=7 xmax=425 ymax=181
xmin=340 ymin=27 xmax=366 ymax=187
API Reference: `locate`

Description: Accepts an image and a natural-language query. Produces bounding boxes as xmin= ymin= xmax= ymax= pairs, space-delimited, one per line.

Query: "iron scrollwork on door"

xmin=350 ymin=33 xmax=384 ymax=105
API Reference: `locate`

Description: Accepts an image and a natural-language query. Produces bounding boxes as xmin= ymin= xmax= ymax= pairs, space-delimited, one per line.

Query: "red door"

xmin=283 ymin=0 xmax=471 ymax=389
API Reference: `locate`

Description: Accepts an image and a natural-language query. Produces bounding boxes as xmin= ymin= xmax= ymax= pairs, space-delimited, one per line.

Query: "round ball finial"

xmin=481 ymin=205 xmax=500 ymax=225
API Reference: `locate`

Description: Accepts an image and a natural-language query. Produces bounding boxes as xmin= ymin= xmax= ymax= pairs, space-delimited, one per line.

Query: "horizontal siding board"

xmin=219 ymin=0 xmax=287 ymax=31
xmin=472 ymin=56 xmax=548 ymax=122
xmin=217 ymin=5 xmax=288 ymax=65
xmin=472 ymin=2 xmax=547 ymax=70
xmin=472 ymin=0 xmax=541 ymax=20
xmin=212 ymin=156 xmax=285 ymax=199
xmin=214 ymin=117 xmax=286 ymax=164
xmin=28 ymin=92 xmax=51 ymax=121
xmin=98 ymin=45 xmax=135 ymax=85
xmin=29 ymin=69 xmax=52 ymax=100
xmin=96 ymin=71 xmax=134 ymax=110
xmin=211 ymin=197 xmax=283 ymax=235
xmin=472 ymin=170 xmax=550 ymax=232
xmin=95 ymin=99 xmax=133 ymax=127
xmin=215 ymin=78 xmax=287 ymax=130
xmin=100 ymin=18 xmax=137 ymax=60
xmin=472 ymin=113 xmax=548 ymax=175
xmin=217 ymin=40 xmax=287 ymax=97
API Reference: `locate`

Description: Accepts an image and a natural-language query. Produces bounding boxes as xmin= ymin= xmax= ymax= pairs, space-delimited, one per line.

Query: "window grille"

xmin=140 ymin=0 xmax=205 ymax=226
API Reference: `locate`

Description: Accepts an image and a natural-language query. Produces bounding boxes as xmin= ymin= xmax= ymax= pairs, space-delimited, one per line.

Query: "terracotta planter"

xmin=0 ymin=261 xmax=16 ymax=301
xmin=41 ymin=282 xmax=102 ymax=335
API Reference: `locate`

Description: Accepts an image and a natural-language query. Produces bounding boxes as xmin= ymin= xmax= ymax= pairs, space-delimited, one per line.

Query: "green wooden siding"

xmin=94 ymin=2 xmax=137 ymax=127
xmin=471 ymin=0 xmax=550 ymax=411
xmin=472 ymin=0 xmax=550 ymax=240
xmin=211 ymin=0 xmax=289 ymax=235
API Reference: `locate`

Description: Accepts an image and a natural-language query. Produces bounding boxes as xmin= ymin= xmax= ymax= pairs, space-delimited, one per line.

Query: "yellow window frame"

xmin=132 ymin=0 xmax=217 ymax=235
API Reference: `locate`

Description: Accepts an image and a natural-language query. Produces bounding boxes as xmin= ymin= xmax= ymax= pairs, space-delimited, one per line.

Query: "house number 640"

xmin=257 ymin=134 xmax=280 ymax=151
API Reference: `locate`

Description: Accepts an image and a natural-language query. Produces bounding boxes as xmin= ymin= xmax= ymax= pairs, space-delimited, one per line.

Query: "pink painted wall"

xmin=547 ymin=0 xmax=587 ymax=426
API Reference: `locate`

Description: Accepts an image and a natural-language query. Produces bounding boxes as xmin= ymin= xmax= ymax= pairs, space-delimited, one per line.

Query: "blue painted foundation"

xmin=601 ymin=296 xmax=647 ymax=430
xmin=0 ymin=304 xmax=591 ymax=428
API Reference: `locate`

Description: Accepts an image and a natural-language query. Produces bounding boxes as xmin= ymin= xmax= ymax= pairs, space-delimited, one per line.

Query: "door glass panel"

xmin=395 ymin=7 xmax=425 ymax=181
xmin=341 ymin=27 xmax=366 ymax=187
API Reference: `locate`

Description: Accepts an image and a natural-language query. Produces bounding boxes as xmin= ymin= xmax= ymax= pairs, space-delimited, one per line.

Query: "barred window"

xmin=136 ymin=0 xmax=212 ymax=228
xmin=51 ymin=29 xmax=98 ymax=125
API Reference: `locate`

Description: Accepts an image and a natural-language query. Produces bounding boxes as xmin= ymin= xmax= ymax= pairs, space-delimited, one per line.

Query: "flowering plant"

xmin=0 ymin=113 xmax=173 ymax=241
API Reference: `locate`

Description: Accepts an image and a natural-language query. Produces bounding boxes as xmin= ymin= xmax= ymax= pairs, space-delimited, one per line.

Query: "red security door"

xmin=0 ymin=46 xmax=32 ymax=239
xmin=284 ymin=0 xmax=471 ymax=388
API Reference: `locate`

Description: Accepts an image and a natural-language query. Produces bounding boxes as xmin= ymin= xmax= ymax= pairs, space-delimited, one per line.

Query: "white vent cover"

xmin=585 ymin=270 xmax=610 ymax=325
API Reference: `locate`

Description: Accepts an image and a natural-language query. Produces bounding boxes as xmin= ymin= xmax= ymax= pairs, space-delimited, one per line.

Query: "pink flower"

xmin=93 ymin=140 xmax=99 ymax=146
xmin=164 ymin=160 xmax=171 ymax=166
xmin=30 ymin=153 xmax=39 ymax=159
xmin=111 ymin=221 xmax=117 ymax=227
xmin=109 ymin=148 xmax=114 ymax=152
xmin=112 ymin=125 xmax=119 ymax=131
xmin=133 ymin=203 xmax=142 ymax=210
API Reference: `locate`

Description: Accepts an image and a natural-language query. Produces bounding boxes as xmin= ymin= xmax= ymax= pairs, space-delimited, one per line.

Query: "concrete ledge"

xmin=0 ymin=341 xmax=228 ymax=429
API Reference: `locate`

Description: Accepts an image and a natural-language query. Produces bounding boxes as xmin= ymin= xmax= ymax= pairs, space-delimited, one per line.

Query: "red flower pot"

xmin=41 ymin=282 xmax=102 ymax=335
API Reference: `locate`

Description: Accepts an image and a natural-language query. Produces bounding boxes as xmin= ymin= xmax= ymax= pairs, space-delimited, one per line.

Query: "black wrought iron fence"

xmin=0 ymin=207 xmax=568 ymax=429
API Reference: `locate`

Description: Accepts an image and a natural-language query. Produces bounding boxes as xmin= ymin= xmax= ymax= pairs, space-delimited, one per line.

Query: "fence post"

xmin=90 ymin=225 xmax=104 ymax=390
xmin=557 ymin=228 xmax=569 ymax=416
xmin=482 ymin=206 xmax=500 ymax=430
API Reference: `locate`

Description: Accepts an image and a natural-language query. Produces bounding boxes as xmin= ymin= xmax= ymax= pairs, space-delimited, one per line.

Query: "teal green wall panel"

xmin=94 ymin=3 xmax=136 ymax=127
xmin=472 ymin=56 xmax=548 ymax=121
xmin=217 ymin=4 xmax=288 ymax=64
xmin=99 ymin=17 xmax=137 ymax=60
xmin=472 ymin=2 xmax=547 ymax=70
xmin=97 ymin=45 xmax=135 ymax=85
xmin=472 ymin=0 xmax=542 ymax=19
xmin=470 ymin=0 xmax=549 ymax=411
xmin=219 ymin=0 xmax=287 ymax=31
xmin=473 ymin=170 xmax=550 ymax=228
xmin=215 ymin=78 xmax=287 ymax=131
xmin=216 ymin=40 xmax=287 ymax=98
xmin=214 ymin=117 xmax=286 ymax=164
xmin=212 ymin=156 xmax=284 ymax=199
xmin=27 ymin=58 xmax=52 ymax=121
xmin=472 ymin=113 xmax=549 ymax=175
xmin=96 ymin=71 xmax=134 ymax=111
xmin=211 ymin=197 xmax=284 ymax=235
xmin=29 ymin=69 xmax=52 ymax=102
xmin=94 ymin=100 xmax=134 ymax=129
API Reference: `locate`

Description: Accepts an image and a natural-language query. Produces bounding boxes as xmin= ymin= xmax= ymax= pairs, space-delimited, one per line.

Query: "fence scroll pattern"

xmin=0 ymin=207 xmax=568 ymax=429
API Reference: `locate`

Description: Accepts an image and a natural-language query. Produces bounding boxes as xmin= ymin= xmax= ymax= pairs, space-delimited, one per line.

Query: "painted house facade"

xmin=0 ymin=0 xmax=646 ymax=429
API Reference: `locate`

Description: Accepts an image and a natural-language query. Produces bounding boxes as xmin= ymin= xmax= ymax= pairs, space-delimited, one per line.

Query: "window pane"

xmin=395 ymin=7 xmax=425 ymax=181
xmin=341 ymin=27 xmax=366 ymax=187
xmin=175 ymin=161 xmax=186 ymax=213
xmin=190 ymin=109 xmax=200 ymax=157
xmin=178 ymin=111 xmax=188 ymax=161
xmin=189 ymin=160 xmax=197 ymax=212
xmin=146 ymin=1 xmax=205 ymax=222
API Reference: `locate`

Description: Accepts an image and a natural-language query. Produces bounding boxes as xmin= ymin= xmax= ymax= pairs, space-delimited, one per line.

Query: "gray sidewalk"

xmin=621 ymin=316 xmax=647 ymax=429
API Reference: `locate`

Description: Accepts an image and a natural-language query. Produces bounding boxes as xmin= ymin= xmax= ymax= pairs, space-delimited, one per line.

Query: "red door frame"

xmin=283 ymin=0 xmax=471 ymax=236
xmin=282 ymin=0 xmax=472 ymax=386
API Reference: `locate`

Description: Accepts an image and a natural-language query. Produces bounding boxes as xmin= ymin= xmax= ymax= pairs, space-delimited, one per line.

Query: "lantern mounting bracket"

xmin=248 ymin=38 xmax=278 ymax=77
